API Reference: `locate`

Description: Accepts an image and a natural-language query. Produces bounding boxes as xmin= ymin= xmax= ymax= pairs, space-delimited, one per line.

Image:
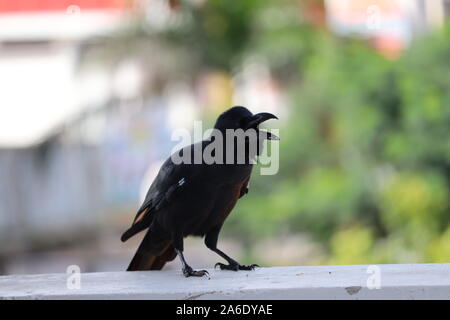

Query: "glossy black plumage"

xmin=121 ymin=106 xmax=278 ymax=276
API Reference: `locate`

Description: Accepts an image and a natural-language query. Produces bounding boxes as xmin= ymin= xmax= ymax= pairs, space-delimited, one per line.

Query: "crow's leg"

xmin=205 ymin=225 xmax=259 ymax=271
xmin=172 ymin=233 xmax=209 ymax=278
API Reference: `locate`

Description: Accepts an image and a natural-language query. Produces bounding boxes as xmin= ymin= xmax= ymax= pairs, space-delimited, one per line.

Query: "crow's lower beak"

xmin=244 ymin=112 xmax=278 ymax=129
xmin=259 ymin=130 xmax=280 ymax=141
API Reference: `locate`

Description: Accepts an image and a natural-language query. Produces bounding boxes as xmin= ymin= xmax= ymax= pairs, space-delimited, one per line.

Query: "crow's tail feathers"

xmin=126 ymin=230 xmax=176 ymax=271
xmin=127 ymin=244 xmax=176 ymax=271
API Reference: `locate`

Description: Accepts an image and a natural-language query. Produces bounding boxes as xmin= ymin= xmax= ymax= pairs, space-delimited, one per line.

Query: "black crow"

xmin=121 ymin=106 xmax=278 ymax=277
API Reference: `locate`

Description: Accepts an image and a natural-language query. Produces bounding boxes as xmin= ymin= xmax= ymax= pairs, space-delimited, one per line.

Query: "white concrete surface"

xmin=0 ymin=264 xmax=449 ymax=300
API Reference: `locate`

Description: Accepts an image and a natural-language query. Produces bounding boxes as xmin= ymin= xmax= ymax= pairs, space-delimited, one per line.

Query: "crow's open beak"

xmin=260 ymin=130 xmax=280 ymax=141
xmin=244 ymin=112 xmax=278 ymax=129
xmin=245 ymin=112 xmax=279 ymax=140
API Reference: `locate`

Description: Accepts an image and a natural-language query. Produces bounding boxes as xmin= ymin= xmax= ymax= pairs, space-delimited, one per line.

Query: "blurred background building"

xmin=0 ymin=0 xmax=449 ymax=275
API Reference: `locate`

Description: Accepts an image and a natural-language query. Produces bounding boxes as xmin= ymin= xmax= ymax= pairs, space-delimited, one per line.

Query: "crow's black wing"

xmin=121 ymin=143 xmax=201 ymax=242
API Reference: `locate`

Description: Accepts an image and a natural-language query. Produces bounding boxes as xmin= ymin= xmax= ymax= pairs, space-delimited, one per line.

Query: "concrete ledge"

xmin=1 ymin=263 xmax=449 ymax=299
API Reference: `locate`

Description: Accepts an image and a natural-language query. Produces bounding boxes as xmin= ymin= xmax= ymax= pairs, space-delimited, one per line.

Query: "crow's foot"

xmin=182 ymin=266 xmax=210 ymax=278
xmin=214 ymin=262 xmax=259 ymax=271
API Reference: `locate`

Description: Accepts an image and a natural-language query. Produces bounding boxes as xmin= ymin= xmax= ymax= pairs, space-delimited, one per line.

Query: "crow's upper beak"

xmin=244 ymin=112 xmax=278 ymax=129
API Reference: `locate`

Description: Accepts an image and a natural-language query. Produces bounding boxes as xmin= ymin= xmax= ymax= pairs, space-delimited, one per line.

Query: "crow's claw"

xmin=214 ymin=262 xmax=232 ymax=270
xmin=214 ymin=262 xmax=259 ymax=271
xmin=239 ymin=264 xmax=259 ymax=271
xmin=183 ymin=266 xmax=210 ymax=278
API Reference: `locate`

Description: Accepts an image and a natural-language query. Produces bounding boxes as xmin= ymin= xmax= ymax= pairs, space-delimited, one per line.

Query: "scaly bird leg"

xmin=204 ymin=225 xmax=259 ymax=271
xmin=173 ymin=234 xmax=209 ymax=278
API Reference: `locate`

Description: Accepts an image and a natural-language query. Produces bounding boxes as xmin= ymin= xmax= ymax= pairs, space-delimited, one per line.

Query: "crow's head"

xmin=214 ymin=106 xmax=279 ymax=140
